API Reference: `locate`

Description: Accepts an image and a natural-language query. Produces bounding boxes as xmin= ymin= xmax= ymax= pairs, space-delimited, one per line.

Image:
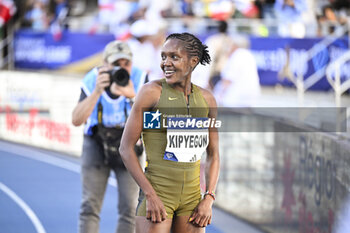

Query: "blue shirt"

xmin=81 ymin=66 xmax=147 ymax=135
xmin=274 ymin=0 xmax=307 ymax=23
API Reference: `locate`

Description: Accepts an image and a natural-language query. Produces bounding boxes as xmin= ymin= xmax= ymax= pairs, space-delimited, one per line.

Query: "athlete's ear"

xmin=190 ymin=56 xmax=199 ymax=70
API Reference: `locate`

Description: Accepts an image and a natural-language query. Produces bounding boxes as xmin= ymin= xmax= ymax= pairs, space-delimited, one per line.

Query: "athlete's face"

xmin=160 ymin=39 xmax=197 ymax=85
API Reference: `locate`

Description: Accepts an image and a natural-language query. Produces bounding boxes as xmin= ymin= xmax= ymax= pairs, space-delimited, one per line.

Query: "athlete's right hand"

xmin=95 ymin=66 xmax=111 ymax=94
xmin=145 ymin=193 xmax=168 ymax=223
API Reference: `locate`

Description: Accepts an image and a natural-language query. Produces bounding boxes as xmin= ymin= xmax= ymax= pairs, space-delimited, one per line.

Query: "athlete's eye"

xmin=161 ymin=54 xmax=166 ymax=60
xmin=172 ymin=55 xmax=179 ymax=59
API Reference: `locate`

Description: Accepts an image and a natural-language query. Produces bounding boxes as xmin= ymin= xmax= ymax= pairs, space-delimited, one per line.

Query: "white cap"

xmin=103 ymin=40 xmax=132 ymax=64
xmin=130 ymin=19 xmax=158 ymax=38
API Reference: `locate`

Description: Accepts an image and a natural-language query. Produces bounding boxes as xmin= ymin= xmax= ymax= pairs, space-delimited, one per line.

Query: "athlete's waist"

xmin=145 ymin=160 xmax=200 ymax=182
xmin=146 ymin=158 xmax=201 ymax=169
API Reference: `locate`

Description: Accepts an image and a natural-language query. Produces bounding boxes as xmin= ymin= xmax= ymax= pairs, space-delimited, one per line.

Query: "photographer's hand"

xmin=110 ymin=79 xmax=136 ymax=99
xmin=72 ymin=66 xmax=111 ymax=126
xmin=96 ymin=66 xmax=112 ymax=94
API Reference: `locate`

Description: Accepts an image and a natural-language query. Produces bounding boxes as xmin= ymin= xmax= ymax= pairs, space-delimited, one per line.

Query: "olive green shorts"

xmin=136 ymin=161 xmax=201 ymax=219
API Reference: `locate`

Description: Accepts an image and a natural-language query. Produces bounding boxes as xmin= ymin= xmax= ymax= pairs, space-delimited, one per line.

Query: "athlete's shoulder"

xmin=135 ymin=79 xmax=162 ymax=105
xmin=196 ymin=85 xmax=217 ymax=108
xmin=141 ymin=79 xmax=162 ymax=92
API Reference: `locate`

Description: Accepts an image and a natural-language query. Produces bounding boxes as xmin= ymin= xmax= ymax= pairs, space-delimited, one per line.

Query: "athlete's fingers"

xmin=161 ymin=208 xmax=168 ymax=221
xmin=146 ymin=210 xmax=151 ymax=220
xmin=191 ymin=217 xmax=202 ymax=227
xmin=208 ymin=216 xmax=212 ymax=225
xmin=156 ymin=209 xmax=163 ymax=223
xmin=204 ymin=216 xmax=211 ymax=227
xmin=194 ymin=214 xmax=203 ymax=226
xmin=199 ymin=216 xmax=209 ymax=227
xmin=151 ymin=211 xmax=157 ymax=223
xmin=194 ymin=210 xmax=203 ymax=222
xmin=189 ymin=211 xmax=198 ymax=222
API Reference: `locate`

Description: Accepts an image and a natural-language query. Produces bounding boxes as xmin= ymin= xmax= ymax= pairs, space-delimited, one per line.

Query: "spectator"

xmin=234 ymin=0 xmax=260 ymax=18
xmin=0 ymin=0 xmax=17 ymax=27
xmin=274 ymin=0 xmax=308 ymax=38
xmin=255 ymin=0 xmax=277 ymax=36
xmin=89 ymin=0 xmax=137 ymax=36
xmin=93 ymin=0 xmax=115 ymax=32
xmin=47 ymin=0 xmax=69 ymax=40
xmin=317 ymin=4 xmax=339 ymax=35
xmin=255 ymin=0 xmax=276 ymax=20
xmin=331 ymin=0 xmax=350 ymax=23
xmin=147 ymin=20 xmax=168 ymax=81
xmin=49 ymin=0 xmax=69 ymax=28
xmin=72 ymin=40 xmax=148 ymax=233
xmin=205 ymin=0 xmax=235 ymax=20
xmin=137 ymin=0 xmax=175 ymax=21
xmin=206 ymin=20 xmax=234 ymax=90
xmin=191 ymin=20 xmax=233 ymax=89
xmin=213 ymin=34 xmax=261 ymax=107
xmin=22 ymin=0 xmax=49 ymax=30
xmin=316 ymin=0 xmax=350 ymax=36
xmin=180 ymin=0 xmax=195 ymax=16
xmin=127 ymin=19 xmax=158 ymax=80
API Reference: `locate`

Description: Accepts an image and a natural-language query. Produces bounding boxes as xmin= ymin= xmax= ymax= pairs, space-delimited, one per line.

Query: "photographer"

xmin=72 ymin=40 xmax=148 ymax=233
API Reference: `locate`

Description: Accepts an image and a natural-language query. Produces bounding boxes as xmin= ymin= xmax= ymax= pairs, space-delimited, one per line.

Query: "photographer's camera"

xmin=104 ymin=66 xmax=130 ymax=89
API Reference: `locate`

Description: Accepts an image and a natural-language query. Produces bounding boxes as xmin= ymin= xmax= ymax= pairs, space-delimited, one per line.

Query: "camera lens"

xmin=110 ymin=68 xmax=129 ymax=87
xmin=103 ymin=67 xmax=130 ymax=91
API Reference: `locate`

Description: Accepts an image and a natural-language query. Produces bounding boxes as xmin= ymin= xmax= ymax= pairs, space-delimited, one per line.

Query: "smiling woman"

xmin=119 ymin=32 xmax=220 ymax=233
xmin=161 ymin=33 xmax=211 ymax=83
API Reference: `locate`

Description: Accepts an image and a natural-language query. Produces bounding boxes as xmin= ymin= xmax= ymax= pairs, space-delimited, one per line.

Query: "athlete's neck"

xmin=169 ymin=77 xmax=192 ymax=96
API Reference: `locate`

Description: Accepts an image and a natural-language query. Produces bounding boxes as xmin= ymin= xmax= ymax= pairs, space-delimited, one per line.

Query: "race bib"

xmin=163 ymin=117 xmax=209 ymax=163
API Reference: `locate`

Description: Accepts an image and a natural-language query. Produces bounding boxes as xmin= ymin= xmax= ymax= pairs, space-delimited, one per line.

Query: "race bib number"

xmin=163 ymin=117 xmax=209 ymax=163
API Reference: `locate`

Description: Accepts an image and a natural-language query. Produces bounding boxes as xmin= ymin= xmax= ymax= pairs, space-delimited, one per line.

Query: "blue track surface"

xmin=0 ymin=141 xmax=227 ymax=233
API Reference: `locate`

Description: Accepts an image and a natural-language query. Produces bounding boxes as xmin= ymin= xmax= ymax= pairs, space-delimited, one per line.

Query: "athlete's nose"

xmin=163 ymin=57 xmax=172 ymax=67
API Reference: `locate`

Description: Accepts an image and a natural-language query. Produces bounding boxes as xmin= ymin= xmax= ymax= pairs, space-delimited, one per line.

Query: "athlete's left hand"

xmin=189 ymin=195 xmax=214 ymax=227
xmin=110 ymin=79 xmax=135 ymax=98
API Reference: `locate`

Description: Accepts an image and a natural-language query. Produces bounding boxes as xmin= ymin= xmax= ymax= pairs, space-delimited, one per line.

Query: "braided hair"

xmin=165 ymin=32 xmax=211 ymax=66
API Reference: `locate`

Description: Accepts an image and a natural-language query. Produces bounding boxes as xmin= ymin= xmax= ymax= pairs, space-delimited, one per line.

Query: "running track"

xmin=0 ymin=140 xmax=262 ymax=233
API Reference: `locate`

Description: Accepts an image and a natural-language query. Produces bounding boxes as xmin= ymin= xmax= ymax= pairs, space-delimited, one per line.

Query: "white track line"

xmin=0 ymin=182 xmax=47 ymax=233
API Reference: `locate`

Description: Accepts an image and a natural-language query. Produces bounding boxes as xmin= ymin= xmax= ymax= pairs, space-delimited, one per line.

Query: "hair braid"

xmin=166 ymin=32 xmax=211 ymax=66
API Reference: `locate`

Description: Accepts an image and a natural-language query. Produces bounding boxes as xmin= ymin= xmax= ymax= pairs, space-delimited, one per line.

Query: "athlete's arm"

xmin=203 ymin=89 xmax=220 ymax=200
xmin=190 ymin=88 xmax=220 ymax=227
xmin=119 ymin=80 xmax=168 ymax=223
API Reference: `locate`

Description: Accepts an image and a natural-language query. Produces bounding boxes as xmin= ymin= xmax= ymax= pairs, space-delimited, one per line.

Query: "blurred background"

xmin=0 ymin=0 xmax=350 ymax=233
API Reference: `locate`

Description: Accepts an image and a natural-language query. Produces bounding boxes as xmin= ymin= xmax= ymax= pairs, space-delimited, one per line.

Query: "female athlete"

xmin=119 ymin=32 xmax=220 ymax=233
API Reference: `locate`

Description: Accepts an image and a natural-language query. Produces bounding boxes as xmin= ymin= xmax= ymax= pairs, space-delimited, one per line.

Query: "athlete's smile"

xmin=164 ymin=70 xmax=175 ymax=77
